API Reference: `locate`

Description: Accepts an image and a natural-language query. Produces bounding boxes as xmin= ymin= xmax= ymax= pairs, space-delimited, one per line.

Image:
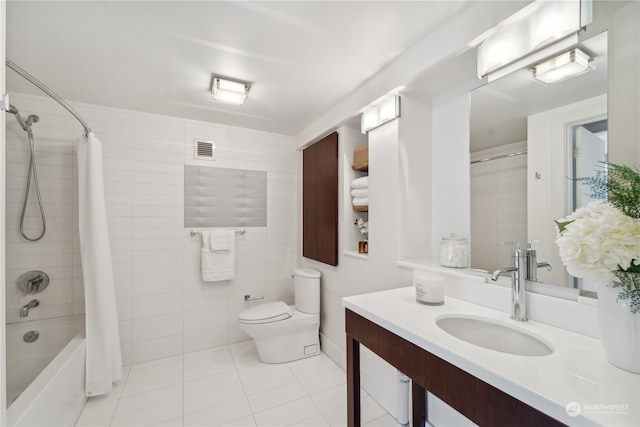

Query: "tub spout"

xmin=20 ymin=299 xmax=39 ymax=318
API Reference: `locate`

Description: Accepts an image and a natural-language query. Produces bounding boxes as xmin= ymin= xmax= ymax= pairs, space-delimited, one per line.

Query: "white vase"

xmin=597 ymin=282 xmax=640 ymax=374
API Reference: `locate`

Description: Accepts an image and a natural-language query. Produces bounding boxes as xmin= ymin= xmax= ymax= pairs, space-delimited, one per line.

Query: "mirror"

xmin=469 ymin=31 xmax=608 ymax=289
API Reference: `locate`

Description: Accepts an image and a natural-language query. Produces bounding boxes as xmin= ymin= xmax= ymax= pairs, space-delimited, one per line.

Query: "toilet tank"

xmin=294 ymin=268 xmax=321 ymax=314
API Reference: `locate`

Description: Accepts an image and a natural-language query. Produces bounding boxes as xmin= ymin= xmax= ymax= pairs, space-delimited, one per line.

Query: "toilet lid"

xmin=238 ymin=301 xmax=294 ymax=324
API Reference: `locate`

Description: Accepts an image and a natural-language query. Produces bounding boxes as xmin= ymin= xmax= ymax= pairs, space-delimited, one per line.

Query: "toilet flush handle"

xmin=244 ymin=295 xmax=265 ymax=302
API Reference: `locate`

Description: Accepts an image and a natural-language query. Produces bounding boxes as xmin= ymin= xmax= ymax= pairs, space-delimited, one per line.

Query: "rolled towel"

xmin=351 ymin=188 xmax=369 ymax=198
xmin=352 ymin=197 xmax=369 ymax=207
xmin=350 ymin=176 xmax=369 ymax=189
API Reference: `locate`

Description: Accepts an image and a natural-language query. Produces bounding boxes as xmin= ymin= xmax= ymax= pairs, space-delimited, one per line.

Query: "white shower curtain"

xmin=77 ymin=132 xmax=123 ymax=396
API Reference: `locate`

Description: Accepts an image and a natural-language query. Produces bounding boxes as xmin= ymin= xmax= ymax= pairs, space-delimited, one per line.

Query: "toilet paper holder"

xmin=244 ymin=295 xmax=264 ymax=302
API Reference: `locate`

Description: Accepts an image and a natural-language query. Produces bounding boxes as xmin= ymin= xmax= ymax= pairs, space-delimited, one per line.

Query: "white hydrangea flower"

xmin=556 ymin=202 xmax=640 ymax=284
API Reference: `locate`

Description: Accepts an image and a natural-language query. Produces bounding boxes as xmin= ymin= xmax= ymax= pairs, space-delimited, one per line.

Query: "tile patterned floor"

xmin=75 ymin=341 xmax=398 ymax=426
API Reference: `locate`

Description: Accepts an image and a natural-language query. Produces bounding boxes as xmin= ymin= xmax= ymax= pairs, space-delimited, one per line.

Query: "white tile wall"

xmin=5 ymin=95 xmax=76 ymax=323
xmin=6 ymin=92 xmax=300 ymax=365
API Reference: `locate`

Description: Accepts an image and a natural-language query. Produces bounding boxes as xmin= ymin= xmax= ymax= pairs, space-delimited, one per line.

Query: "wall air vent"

xmin=194 ymin=140 xmax=216 ymax=161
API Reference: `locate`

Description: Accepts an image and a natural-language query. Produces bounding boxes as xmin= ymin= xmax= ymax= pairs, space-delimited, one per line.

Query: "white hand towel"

xmin=351 ymin=188 xmax=369 ymax=198
xmin=201 ymin=229 xmax=236 ymax=281
xmin=209 ymin=228 xmax=230 ymax=251
xmin=350 ymin=176 xmax=369 ymax=189
xmin=352 ymin=197 xmax=369 ymax=207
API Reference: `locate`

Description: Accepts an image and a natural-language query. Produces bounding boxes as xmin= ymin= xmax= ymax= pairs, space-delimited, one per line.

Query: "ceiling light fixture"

xmin=211 ymin=76 xmax=251 ymax=105
xmin=530 ymin=48 xmax=593 ymax=85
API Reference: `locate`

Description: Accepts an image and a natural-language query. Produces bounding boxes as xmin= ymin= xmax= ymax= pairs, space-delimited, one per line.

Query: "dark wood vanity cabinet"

xmin=303 ymin=132 xmax=338 ymax=266
xmin=345 ymin=309 xmax=567 ymax=427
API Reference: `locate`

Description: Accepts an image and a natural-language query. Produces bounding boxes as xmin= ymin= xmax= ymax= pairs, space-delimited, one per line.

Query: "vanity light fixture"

xmin=361 ymin=95 xmax=401 ymax=134
xmin=211 ymin=76 xmax=251 ymax=105
xmin=476 ymin=0 xmax=592 ymax=81
xmin=530 ymin=48 xmax=593 ymax=85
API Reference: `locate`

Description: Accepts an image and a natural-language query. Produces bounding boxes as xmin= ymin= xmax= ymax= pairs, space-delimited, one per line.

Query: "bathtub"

xmin=6 ymin=315 xmax=87 ymax=427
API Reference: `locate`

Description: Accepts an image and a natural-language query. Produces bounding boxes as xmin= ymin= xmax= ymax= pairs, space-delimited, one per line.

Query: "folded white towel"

xmin=350 ymin=176 xmax=369 ymax=189
xmin=351 ymin=188 xmax=369 ymax=198
xmin=209 ymin=228 xmax=230 ymax=251
xmin=352 ymin=197 xmax=369 ymax=207
xmin=201 ymin=229 xmax=236 ymax=282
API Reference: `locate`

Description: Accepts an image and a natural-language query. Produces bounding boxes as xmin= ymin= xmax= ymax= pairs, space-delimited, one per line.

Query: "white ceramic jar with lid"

xmin=439 ymin=233 xmax=469 ymax=268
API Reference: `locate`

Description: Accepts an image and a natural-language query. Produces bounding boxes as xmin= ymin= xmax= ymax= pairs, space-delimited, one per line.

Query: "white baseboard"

xmin=320 ymin=333 xmax=346 ymax=371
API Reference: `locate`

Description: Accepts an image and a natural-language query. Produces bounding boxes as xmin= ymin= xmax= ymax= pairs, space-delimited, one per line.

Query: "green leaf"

xmin=554 ymin=220 xmax=572 ymax=233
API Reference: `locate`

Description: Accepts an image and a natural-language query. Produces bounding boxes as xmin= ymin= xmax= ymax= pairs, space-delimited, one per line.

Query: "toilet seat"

xmin=238 ymin=301 xmax=294 ymax=325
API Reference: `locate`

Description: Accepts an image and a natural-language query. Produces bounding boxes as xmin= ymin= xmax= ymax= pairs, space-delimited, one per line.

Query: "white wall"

xmin=5 ymin=95 xmax=79 ymax=323
xmin=5 ymin=92 xmax=299 ymax=366
xmin=398 ymin=94 xmax=432 ymax=260
xmin=430 ymin=88 xmax=472 ymax=256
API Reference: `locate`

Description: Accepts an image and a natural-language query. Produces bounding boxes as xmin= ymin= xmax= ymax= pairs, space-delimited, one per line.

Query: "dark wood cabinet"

xmin=345 ymin=309 xmax=567 ymax=427
xmin=303 ymin=132 xmax=338 ymax=266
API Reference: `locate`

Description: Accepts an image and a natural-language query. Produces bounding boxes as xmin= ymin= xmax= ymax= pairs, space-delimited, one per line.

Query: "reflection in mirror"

xmin=469 ymin=31 xmax=608 ymax=290
xmin=568 ymin=119 xmax=608 ymax=292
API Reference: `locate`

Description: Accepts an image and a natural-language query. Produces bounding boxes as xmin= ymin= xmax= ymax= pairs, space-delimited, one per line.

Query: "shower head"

xmin=6 ymin=104 xmax=39 ymax=132
xmin=26 ymin=115 xmax=40 ymax=126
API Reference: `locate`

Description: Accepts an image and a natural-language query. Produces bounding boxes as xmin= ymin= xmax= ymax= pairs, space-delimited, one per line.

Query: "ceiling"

xmin=6 ymin=0 xmax=472 ymax=136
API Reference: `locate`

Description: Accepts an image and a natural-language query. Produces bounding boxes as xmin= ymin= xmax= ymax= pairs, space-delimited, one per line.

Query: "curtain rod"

xmin=470 ymin=150 xmax=527 ymax=164
xmin=6 ymin=58 xmax=92 ymax=138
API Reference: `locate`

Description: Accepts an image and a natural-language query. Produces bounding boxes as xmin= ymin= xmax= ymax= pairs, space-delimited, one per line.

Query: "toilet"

xmin=238 ymin=268 xmax=321 ymax=363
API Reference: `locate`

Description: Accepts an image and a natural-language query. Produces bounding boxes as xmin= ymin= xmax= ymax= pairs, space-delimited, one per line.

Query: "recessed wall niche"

xmin=184 ymin=165 xmax=267 ymax=228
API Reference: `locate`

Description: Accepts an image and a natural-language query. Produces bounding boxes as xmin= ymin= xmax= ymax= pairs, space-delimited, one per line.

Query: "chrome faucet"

xmin=524 ymin=240 xmax=553 ymax=281
xmin=491 ymin=242 xmax=528 ymax=322
xmin=20 ymin=299 xmax=40 ymax=318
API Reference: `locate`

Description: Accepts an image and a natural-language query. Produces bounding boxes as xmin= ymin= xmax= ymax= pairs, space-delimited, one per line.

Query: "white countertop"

xmin=343 ymin=286 xmax=640 ymax=427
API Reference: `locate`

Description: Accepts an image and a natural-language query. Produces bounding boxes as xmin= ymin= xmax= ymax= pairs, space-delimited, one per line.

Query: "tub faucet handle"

xmin=27 ymin=275 xmax=44 ymax=294
xmin=17 ymin=270 xmax=50 ymax=295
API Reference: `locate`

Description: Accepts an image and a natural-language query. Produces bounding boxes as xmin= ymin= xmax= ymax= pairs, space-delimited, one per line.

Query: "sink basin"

xmin=436 ymin=315 xmax=554 ymax=356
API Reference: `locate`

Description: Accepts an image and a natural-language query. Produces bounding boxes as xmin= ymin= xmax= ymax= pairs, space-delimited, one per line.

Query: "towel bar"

xmin=190 ymin=229 xmax=246 ymax=237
